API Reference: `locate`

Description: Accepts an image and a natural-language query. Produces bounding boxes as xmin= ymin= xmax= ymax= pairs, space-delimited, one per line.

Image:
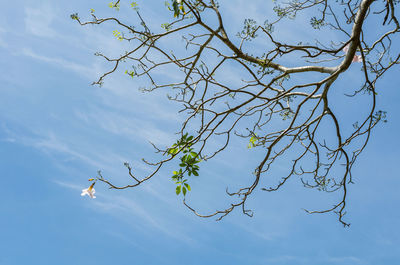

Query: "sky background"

xmin=0 ymin=1 xmax=399 ymax=264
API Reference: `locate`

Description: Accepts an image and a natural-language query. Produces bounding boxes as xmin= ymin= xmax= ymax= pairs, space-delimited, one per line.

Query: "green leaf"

xmin=168 ymin=148 xmax=178 ymax=155
xmin=182 ymin=187 xmax=187 ymax=196
xmin=125 ymin=70 xmax=135 ymax=77
xmin=70 ymin=13 xmax=79 ymax=20
xmin=184 ymin=183 xmax=191 ymax=191
xmin=131 ymin=1 xmax=138 ymax=9
xmin=192 ymin=171 xmax=199 ymax=176
xmin=112 ymin=30 xmax=123 ymax=41
xmin=108 ymin=2 xmax=120 ymax=10
xmin=176 ymin=185 xmax=181 ymax=195
xmin=161 ymin=23 xmax=172 ymax=31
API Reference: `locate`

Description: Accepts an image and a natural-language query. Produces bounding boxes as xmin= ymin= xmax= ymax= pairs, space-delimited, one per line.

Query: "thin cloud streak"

xmin=21 ymin=47 xmax=100 ymax=79
xmin=54 ymin=178 xmax=196 ymax=244
xmin=25 ymin=5 xmax=57 ymax=38
xmin=0 ymin=26 xmax=7 ymax=47
xmin=74 ymin=108 xmax=175 ymax=146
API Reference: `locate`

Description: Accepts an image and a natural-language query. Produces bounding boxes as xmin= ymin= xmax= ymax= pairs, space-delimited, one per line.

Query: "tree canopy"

xmin=72 ymin=0 xmax=399 ymax=226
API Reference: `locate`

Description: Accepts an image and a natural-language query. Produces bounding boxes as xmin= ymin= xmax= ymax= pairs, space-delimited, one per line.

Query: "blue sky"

xmin=0 ymin=1 xmax=399 ymax=264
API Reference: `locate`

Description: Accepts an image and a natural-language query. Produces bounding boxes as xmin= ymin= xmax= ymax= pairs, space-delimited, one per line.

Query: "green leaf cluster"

xmin=174 ymin=175 xmax=191 ymax=196
xmin=273 ymin=5 xmax=288 ymax=18
xmin=237 ymin=19 xmax=258 ymax=41
xmin=131 ymin=2 xmax=139 ymax=11
xmin=70 ymin=13 xmax=79 ymax=20
xmin=112 ymin=30 xmax=123 ymax=41
xmin=166 ymin=0 xmax=185 ymax=18
xmin=125 ymin=70 xmax=135 ymax=78
xmin=167 ymin=133 xmax=201 ymax=196
xmin=315 ymin=176 xmax=331 ymax=191
xmin=248 ymin=134 xmax=258 ymax=149
xmin=280 ymin=109 xmax=295 ymax=120
xmin=178 ymin=147 xmax=200 ymax=177
xmin=108 ymin=2 xmax=120 ymax=11
xmin=161 ymin=23 xmax=172 ymax=32
xmin=372 ymin=110 xmax=388 ymax=123
xmin=310 ymin=17 xmax=325 ymax=29
xmin=274 ymin=74 xmax=291 ymax=86
xmin=263 ymin=20 xmax=274 ymax=34
xmin=167 ymin=133 xmax=193 ymax=155
xmin=272 ymin=1 xmax=298 ymax=19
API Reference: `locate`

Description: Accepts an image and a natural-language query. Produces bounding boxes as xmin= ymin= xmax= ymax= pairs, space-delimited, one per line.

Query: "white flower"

xmin=81 ymin=183 xmax=96 ymax=198
xmin=343 ymin=44 xmax=350 ymax=54
xmin=352 ymin=54 xmax=362 ymax=63
xmin=343 ymin=44 xmax=362 ymax=63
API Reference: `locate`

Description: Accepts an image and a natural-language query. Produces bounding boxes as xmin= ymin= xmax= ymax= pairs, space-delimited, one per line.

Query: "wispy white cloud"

xmin=5 ymin=124 xmax=195 ymax=242
xmin=25 ymin=4 xmax=56 ymax=38
xmin=74 ymin=108 xmax=175 ymax=146
xmin=4 ymin=1 xmax=304 ymax=249
xmin=263 ymin=255 xmax=364 ymax=264
xmin=263 ymin=255 xmax=308 ymax=263
xmin=54 ymin=177 xmax=196 ymax=244
xmin=93 ymin=196 xmax=194 ymax=241
xmin=325 ymin=256 xmax=364 ymax=264
xmin=11 ymin=130 xmax=104 ymax=169
xmin=52 ymin=179 xmax=83 ymax=191
xmin=21 ymin=47 xmax=100 ymax=79
xmin=0 ymin=137 xmax=16 ymax=143
xmin=0 ymin=26 xmax=7 ymax=47
xmin=1 ymin=124 xmax=135 ymax=177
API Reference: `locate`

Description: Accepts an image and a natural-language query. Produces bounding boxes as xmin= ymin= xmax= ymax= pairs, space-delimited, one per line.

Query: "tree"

xmin=72 ymin=0 xmax=399 ymax=226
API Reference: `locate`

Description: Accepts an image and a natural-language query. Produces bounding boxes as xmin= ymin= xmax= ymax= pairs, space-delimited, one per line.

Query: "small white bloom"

xmin=343 ymin=44 xmax=362 ymax=63
xmin=81 ymin=183 xmax=96 ymax=198
xmin=352 ymin=55 xmax=362 ymax=63
xmin=177 ymin=0 xmax=182 ymax=4
xmin=343 ymin=44 xmax=349 ymax=54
